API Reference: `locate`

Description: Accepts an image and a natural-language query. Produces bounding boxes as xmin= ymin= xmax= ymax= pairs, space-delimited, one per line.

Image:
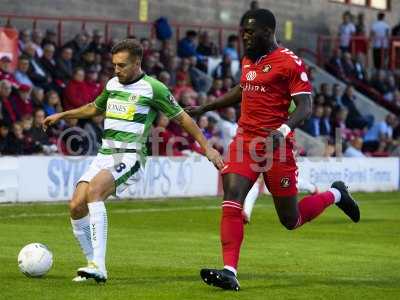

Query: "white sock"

xmin=224 ymin=265 xmax=237 ymax=276
xmin=88 ymin=201 xmax=108 ymax=273
xmin=298 ymin=178 xmax=317 ymax=194
xmin=328 ymin=188 xmax=341 ymax=203
xmin=71 ymin=215 xmax=93 ymax=262
xmin=243 ymin=181 xmax=260 ymax=220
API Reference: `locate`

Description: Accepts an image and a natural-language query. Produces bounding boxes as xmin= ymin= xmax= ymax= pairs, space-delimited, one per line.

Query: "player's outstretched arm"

xmin=42 ymin=102 xmax=103 ymax=131
xmin=185 ymin=84 xmax=242 ymax=116
xmin=173 ymin=111 xmax=224 ymax=170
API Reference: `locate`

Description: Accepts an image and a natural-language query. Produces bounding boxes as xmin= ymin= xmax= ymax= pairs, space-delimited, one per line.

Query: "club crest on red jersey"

xmin=246 ymin=71 xmax=257 ymax=81
xmin=280 ymin=177 xmax=291 ymax=188
xmin=262 ymin=64 xmax=272 ymax=73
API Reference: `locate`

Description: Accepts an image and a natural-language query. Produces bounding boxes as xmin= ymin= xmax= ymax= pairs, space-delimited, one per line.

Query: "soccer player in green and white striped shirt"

xmin=43 ymin=39 xmax=223 ymax=283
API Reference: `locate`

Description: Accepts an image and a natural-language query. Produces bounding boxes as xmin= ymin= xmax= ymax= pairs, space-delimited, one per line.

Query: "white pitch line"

xmin=0 ymin=204 xmax=273 ymax=220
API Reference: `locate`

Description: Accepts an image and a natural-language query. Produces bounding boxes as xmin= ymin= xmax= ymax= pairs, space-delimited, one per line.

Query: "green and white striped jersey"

xmin=94 ymin=74 xmax=183 ymax=157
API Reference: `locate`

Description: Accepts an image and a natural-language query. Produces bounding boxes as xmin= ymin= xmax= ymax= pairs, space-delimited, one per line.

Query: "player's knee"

xmin=69 ymin=199 xmax=87 ymax=218
xmin=279 ymin=217 xmax=298 ymax=230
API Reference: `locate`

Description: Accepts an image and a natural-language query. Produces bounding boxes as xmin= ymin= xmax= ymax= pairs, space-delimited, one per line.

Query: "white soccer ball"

xmin=18 ymin=243 xmax=53 ymax=277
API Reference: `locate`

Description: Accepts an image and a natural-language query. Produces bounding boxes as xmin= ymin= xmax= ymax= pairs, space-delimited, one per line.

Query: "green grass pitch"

xmin=0 ymin=192 xmax=399 ymax=300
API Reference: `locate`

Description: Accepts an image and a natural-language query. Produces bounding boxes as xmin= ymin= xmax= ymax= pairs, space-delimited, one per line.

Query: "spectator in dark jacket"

xmin=56 ymin=46 xmax=74 ymax=83
xmin=0 ymin=80 xmax=17 ymax=126
xmin=305 ymin=105 xmax=324 ymax=137
xmin=24 ymin=42 xmax=49 ymax=89
xmin=341 ymin=85 xmax=373 ymax=129
xmin=178 ymin=30 xmax=198 ymax=58
xmin=13 ymin=84 xmax=33 ymax=120
xmin=39 ymin=43 xmax=57 ymax=79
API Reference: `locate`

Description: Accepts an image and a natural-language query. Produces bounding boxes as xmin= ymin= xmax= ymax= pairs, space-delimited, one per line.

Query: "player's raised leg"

xmin=242 ymin=178 xmax=262 ymax=223
xmin=200 ymin=173 xmax=254 ymax=291
xmin=77 ymin=170 xmax=115 ymax=283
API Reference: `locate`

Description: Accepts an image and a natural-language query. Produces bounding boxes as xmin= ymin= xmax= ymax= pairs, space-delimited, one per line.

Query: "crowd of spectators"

xmin=0 ymin=26 xmax=241 ymax=157
xmin=327 ymin=11 xmax=400 ymax=112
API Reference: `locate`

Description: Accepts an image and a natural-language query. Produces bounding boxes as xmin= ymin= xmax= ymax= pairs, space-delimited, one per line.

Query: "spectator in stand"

xmin=198 ymin=115 xmax=212 ymax=139
xmin=0 ymin=56 xmax=19 ymax=89
xmin=165 ymin=55 xmax=180 ymax=86
xmin=342 ymin=51 xmax=355 ymax=79
xmin=353 ymin=13 xmax=368 ymax=56
xmin=331 ymin=83 xmax=343 ymax=107
xmin=173 ymin=72 xmax=195 ymax=100
xmin=392 ymin=21 xmax=400 ymax=37
xmin=370 ymin=12 xmax=391 ymax=70
xmin=223 ymin=35 xmax=239 ymax=61
xmin=24 ymin=42 xmax=49 ymax=89
xmin=79 ymin=49 xmax=97 ymax=72
xmin=85 ymin=68 xmax=102 ymax=100
xmin=208 ymin=78 xmax=224 ymax=98
xmin=20 ymin=114 xmax=41 ymax=154
xmin=187 ymin=56 xmax=213 ymax=93
xmin=158 ymin=70 xmax=171 ymax=88
xmin=327 ymin=49 xmax=345 ymax=80
xmin=305 ymin=104 xmax=324 ymax=137
xmin=353 ymin=53 xmax=367 ymax=83
xmin=213 ymin=54 xmax=233 ymax=79
xmin=363 ymin=113 xmax=398 ymax=153
xmin=344 ymin=137 xmax=365 ymax=157
xmin=64 ymin=33 xmax=89 ymax=64
xmin=32 ymin=29 xmax=44 ymax=58
xmin=31 ymin=108 xmax=57 ymax=154
xmin=318 ymin=83 xmax=331 ymax=101
xmin=43 ymin=90 xmax=62 ymax=116
xmin=177 ymin=30 xmax=199 ymax=59
xmin=197 ymin=31 xmax=218 ymax=57
xmin=56 ymin=46 xmax=74 ymax=83
xmin=140 ymin=38 xmax=153 ymax=59
xmin=0 ymin=80 xmax=17 ymax=126
xmin=314 ymin=94 xmax=326 ymax=106
xmin=152 ymin=113 xmax=183 ymax=156
xmin=143 ymin=53 xmax=164 ymax=76
xmin=383 ymin=75 xmax=398 ymax=102
xmin=371 ymin=69 xmax=389 ymax=95
xmin=341 ymin=85 xmax=373 ymax=129
xmin=4 ymin=122 xmax=25 ymax=155
xmin=63 ymin=67 xmax=91 ymax=110
xmin=222 ymin=77 xmax=234 ymax=93
xmin=0 ymin=121 xmax=10 ymax=154
xmin=84 ymin=115 xmax=104 ymax=155
xmin=59 ymin=118 xmax=89 ymax=155
xmin=334 ymin=106 xmax=350 ymax=140
xmin=39 ymin=44 xmax=57 ymax=80
xmin=338 ymin=11 xmax=355 ymax=53
xmin=87 ymin=29 xmax=107 ymax=55
xmin=18 ymin=29 xmax=31 ymax=52
xmin=31 ymin=86 xmax=45 ymax=110
xmin=321 ymin=105 xmax=333 ymax=137
xmin=14 ymin=55 xmax=33 ymax=87
xmin=42 ymin=29 xmax=58 ymax=48
xmin=13 ymin=84 xmax=33 ymax=120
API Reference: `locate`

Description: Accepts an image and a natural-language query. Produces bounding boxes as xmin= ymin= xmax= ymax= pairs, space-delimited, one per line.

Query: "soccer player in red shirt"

xmin=187 ymin=9 xmax=360 ymax=291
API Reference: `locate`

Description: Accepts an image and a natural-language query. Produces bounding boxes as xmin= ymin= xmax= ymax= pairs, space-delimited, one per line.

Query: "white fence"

xmin=0 ymin=156 xmax=398 ymax=202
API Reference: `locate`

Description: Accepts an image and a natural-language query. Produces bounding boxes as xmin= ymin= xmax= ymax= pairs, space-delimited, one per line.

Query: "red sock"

xmin=220 ymin=201 xmax=244 ymax=270
xmin=295 ymin=191 xmax=335 ymax=228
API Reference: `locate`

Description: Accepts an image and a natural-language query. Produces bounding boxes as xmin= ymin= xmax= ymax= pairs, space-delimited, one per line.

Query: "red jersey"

xmin=239 ymin=47 xmax=312 ymax=138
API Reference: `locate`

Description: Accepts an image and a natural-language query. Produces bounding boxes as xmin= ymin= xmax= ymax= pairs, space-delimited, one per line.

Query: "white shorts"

xmin=78 ymin=152 xmax=142 ymax=196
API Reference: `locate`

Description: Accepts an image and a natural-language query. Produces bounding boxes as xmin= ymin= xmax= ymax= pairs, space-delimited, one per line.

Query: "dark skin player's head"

xmin=240 ymin=9 xmax=278 ymax=61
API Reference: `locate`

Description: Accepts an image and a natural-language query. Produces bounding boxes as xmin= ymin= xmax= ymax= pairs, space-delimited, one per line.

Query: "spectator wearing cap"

xmin=56 ymin=47 xmax=74 ymax=83
xmin=177 ymin=30 xmax=199 ymax=59
xmin=14 ymin=55 xmax=33 ymax=87
xmin=85 ymin=67 xmax=102 ymax=100
xmin=0 ymin=80 xmax=17 ymax=126
xmin=13 ymin=84 xmax=33 ymax=119
xmin=63 ymin=67 xmax=91 ymax=110
xmin=0 ymin=56 xmax=19 ymax=88
xmin=223 ymin=35 xmax=239 ymax=61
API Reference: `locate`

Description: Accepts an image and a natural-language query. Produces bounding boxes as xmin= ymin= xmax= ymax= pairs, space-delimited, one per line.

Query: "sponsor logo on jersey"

xmin=241 ymin=82 xmax=268 ymax=93
xmin=280 ymin=176 xmax=291 ymax=188
xmin=107 ymin=102 xmax=128 ymax=113
xmin=246 ymin=70 xmax=257 ymax=81
xmin=243 ymin=64 xmax=251 ymax=68
xmin=262 ymin=64 xmax=272 ymax=73
xmin=300 ymin=72 xmax=309 ymax=82
xmin=168 ymin=94 xmax=179 ymax=107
